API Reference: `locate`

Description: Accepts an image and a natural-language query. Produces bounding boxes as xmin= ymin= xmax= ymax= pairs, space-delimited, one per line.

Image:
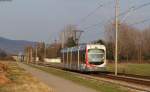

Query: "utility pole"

xmin=73 ymin=30 xmax=84 ymax=45
xmin=61 ymin=31 xmax=65 ymax=48
xmin=115 ymin=0 xmax=119 ymax=76
xmin=44 ymin=43 xmax=46 ymax=60
xmin=30 ymin=47 xmax=33 ymax=63
xmin=27 ymin=47 xmax=29 ymax=64
xmin=35 ymin=45 xmax=38 ymax=64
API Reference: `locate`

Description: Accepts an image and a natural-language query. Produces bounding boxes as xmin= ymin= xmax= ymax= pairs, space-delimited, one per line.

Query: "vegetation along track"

xmin=103 ymin=71 xmax=150 ymax=79
xmin=90 ymin=73 xmax=150 ymax=86
xmin=35 ymin=63 xmax=150 ymax=92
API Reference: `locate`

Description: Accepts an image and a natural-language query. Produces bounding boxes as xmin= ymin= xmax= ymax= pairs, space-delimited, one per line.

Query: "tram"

xmin=61 ymin=44 xmax=106 ymax=72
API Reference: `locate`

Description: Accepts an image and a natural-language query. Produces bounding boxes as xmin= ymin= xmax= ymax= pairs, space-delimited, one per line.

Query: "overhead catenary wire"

xmin=84 ymin=16 xmax=150 ymax=31
xmin=106 ymin=1 xmax=150 ymax=24
xmin=130 ymin=17 xmax=150 ymax=26
xmin=120 ymin=1 xmax=150 ymax=17
xmin=81 ymin=21 xmax=104 ymax=30
xmin=80 ymin=1 xmax=150 ymax=31
xmin=108 ymin=1 xmax=150 ymax=23
xmin=76 ymin=1 xmax=113 ymax=26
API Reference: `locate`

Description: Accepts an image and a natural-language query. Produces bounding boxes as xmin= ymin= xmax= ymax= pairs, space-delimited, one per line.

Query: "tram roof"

xmin=61 ymin=44 xmax=105 ymax=53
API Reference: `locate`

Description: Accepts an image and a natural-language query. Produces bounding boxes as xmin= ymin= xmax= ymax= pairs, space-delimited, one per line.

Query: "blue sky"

xmin=0 ymin=0 xmax=150 ymax=43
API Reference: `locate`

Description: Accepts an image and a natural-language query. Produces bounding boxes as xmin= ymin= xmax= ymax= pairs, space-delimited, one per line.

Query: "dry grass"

xmin=0 ymin=62 xmax=10 ymax=85
xmin=0 ymin=61 xmax=54 ymax=92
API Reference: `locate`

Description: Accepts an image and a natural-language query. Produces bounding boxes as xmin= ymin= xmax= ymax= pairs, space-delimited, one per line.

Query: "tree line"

xmin=105 ymin=22 xmax=150 ymax=63
xmin=24 ymin=23 xmax=150 ymax=63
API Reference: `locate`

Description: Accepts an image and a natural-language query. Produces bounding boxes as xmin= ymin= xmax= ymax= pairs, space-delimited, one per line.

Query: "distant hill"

xmin=0 ymin=37 xmax=36 ymax=54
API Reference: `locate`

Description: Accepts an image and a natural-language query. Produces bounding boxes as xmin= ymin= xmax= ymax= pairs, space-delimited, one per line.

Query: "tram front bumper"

xmin=85 ymin=66 xmax=106 ymax=72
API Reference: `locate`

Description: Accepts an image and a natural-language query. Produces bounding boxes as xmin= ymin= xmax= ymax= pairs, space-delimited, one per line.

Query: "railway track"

xmin=102 ymin=71 xmax=150 ymax=80
xmin=35 ymin=63 xmax=150 ymax=92
xmin=79 ymin=73 xmax=150 ymax=92
xmin=91 ymin=73 xmax=150 ymax=86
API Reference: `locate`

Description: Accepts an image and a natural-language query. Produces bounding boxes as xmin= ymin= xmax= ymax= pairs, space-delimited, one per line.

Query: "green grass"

xmin=29 ymin=64 xmax=129 ymax=92
xmin=107 ymin=63 xmax=150 ymax=76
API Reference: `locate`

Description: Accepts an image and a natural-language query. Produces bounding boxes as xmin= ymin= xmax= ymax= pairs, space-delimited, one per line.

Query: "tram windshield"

xmin=88 ymin=49 xmax=105 ymax=63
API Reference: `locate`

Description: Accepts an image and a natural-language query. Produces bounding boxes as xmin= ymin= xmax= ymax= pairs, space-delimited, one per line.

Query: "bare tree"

xmin=24 ymin=46 xmax=33 ymax=63
xmin=60 ymin=24 xmax=83 ymax=48
xmin=46 ymin=43 xmax=61 ymax=58
xmin=142 ymin=27 xmax=150 ymax=60
xmin=104 ymin=22 xmax=146 ymax=62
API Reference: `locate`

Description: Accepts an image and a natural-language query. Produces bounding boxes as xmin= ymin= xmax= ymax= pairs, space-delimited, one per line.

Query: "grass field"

xmin=0 ymin=61 xmax=53 ymax=92
xmin=107 ymin=63 xmax=150 ymax=76
xmin=28 ymin=64 xmax=135 ymax=92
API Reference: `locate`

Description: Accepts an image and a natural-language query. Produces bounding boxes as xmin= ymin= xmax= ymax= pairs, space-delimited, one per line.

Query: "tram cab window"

xmin=88 ymin=49 xmax=105 ymax=63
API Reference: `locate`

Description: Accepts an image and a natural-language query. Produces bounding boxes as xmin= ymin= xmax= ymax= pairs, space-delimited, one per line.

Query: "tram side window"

xmin=75 ymin=50 xmax=78 ymax=63
xmin=80 ymin=50 xmax=85 ymax=63
xmin=72 ymin=51 xmax=74 ymax=63
xmin=72 ymin=51 xmax=76 ymax=64
xmin=64 ymin=52 xmax=67 ymax=63
xmin=61 ymin=53 xmax=63 ymax=63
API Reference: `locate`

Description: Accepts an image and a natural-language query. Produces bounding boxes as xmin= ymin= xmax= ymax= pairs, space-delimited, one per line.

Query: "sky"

xmin=0 ymin=0 xmax=150 ymax=43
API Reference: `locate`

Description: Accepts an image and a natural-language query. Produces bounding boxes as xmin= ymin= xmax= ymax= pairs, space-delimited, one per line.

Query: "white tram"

xmin=61 ymin=44 xmax=106 ymax=72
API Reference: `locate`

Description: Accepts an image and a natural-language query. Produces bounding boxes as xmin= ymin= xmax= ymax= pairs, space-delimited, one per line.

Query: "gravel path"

xmin=18 ymin=63 xmax=98 ymax=92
